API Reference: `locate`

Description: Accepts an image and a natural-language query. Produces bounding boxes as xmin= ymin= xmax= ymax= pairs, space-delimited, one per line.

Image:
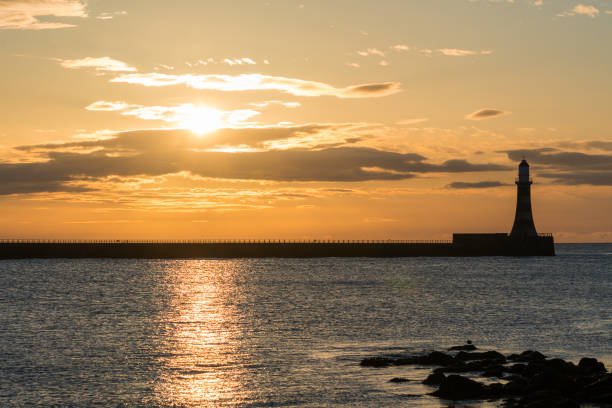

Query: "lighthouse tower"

xmin=510 ymin=160 xmax=538 ymax=238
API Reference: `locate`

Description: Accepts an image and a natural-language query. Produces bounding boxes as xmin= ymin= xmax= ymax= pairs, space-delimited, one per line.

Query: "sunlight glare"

xmin=178 ymin=106 xmax=225 ymax=135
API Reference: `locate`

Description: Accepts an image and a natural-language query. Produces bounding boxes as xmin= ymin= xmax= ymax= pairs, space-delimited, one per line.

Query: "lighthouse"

xmin=510 ymin=159 xmax=538 ymax=238
xmin=453 ymin=158 xmax=553 ymax=255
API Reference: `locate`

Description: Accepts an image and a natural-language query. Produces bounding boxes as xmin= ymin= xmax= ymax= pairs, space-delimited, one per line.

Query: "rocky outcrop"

xmin=359 ymin=345 xmax=611 ymax=407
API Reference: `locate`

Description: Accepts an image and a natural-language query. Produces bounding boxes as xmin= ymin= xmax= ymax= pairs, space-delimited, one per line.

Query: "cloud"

xmin=505 ymin=148 xmax=612 ymax=170
xmin=391 ymin=44 xmax=410 ymax=52
xmin=342 ymin=82 xmax=399 ymax=97
xmin=447 ymin=181 xmax=510 ymax=189
xmin=2 ymin=127 xmax=509 ymax=195
xmin=0 ymin=0 xmax=86 ymax=30
xmin=222 ymin=57 xmax=256 ymax=66
xmin=186 ymin=57 xmax=261 ymax=67
xmin=572 ymin=4 xmax=599 ymax=17
xmin=438 ymin=49 xmax=493 ymax=56
xmin=110 ymin=73 xmax=401 ymax=98
xmin=248 ymin=100 xmax=301 ymax=108
xmin=357 ymin=48 xmax=386 ymax=57
xmin=61 ymin=57 xmax=137 ymax=72
xmin=96 ymin=10 xmax=127 ymax=20
xmin=121 ymin=104 xmax=261 ymax=128
xmin=465 ymin=108 xmax=511 ymax=120
xmin=538 ymin=172 xmax=612 ymax=186
xmin=504 ymin=148 xmax=612 ymax=186
xmin=584 ymin=141 xmax=612 ymax=151
xmin=86 ymin=101 xmax=132 ymax=111
xmin=555 ymin=140 xmax=612 ymax=152
xmin=439 ymin=49 xmax=476 ymax=56
xmin=396 ymin=118 xmax=429 ymax=125
xmin=86 ymin=101 xmax=261 ymax=129
xmin=558 ymin=4 xmax=600 ymax=18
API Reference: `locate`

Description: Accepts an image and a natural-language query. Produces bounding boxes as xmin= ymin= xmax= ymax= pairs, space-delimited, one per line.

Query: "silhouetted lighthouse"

xmin=510 ymin=159 xmax=538 ymax=238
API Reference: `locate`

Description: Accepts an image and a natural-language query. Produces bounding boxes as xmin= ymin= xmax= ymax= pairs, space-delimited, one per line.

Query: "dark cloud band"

xmin=1 ymin=127 xmax=509 ymax=195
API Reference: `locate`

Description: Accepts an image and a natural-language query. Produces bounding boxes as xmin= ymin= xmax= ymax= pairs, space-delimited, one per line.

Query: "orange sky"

xmin=1 ymin=0 xmax=611 ymax=242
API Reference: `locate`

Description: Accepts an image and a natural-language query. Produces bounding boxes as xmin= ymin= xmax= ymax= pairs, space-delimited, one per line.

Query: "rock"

xmin=502 ymin=398 xmax=520 ymax=407
xmin=506 ymin=363 xmax=529 ymax=376
xmin=526 ymin=358 xmax=579 ymax=379
xmin=525 ymin=370 xmax=579 ymax=395
xmin=508 ymin=350 xmax=546 ymax=363
xmin=578 ymin=357 xmax=607 ymax=376
xmin=488 ymin=382 xmax=504 ymax=397
xmin=503 ymin=377 xmax=528 ymax=395
xmin=389 ymin=377 xmax=411 ymax=383
xmin=361 ymin=347 xmax=609 ymax=407
xmin=423 ymin=372 xmax=446 ymax=386
xmin=580 ymin=374 xmax=612 ymax=404
xmin=425 ymin=351 xmax=456 ymax=366
xmin=433 ymin=361 xmax=469 ymax=374
xmin=396 ymin=351 xmax=456 ymax=366
xmin=431 ymin=374 xmax=489 ymax=400
xmin=360 ymin=356 xmax=392 ymax=367
xmin=448 ymin=344 xmax=477 ymax=351
xmin=483 ymin=365 xmax=505 ymax=378
xmin=455 ymin=350 xmax=506 ymax=363
xmin=518 ymin=389 xmax=579 ymax=408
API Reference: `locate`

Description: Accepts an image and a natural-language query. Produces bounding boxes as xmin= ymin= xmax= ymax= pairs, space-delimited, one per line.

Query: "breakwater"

xmin=0 ymin=234 xmax=554 ymax=258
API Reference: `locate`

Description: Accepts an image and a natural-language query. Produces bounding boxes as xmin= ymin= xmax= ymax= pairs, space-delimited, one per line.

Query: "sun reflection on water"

xmin=154 ymin=260 xmax=250 ymax=407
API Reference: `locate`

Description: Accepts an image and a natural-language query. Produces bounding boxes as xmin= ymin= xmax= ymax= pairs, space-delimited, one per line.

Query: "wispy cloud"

xmin=357 ymin=48 xmax=386 ymax=57
xmin=558 ymin=4 xmax=600 ymax=18
xmin=121 ymin=104 xmax=260 ymax=128
xmin=465 ymin=108 xmax=510 ymax=120
xmin=186 ymin=57 xmax=262 ymax=67
xmin=248 ymin=100 xmax=301 ymax=108
xmin=96 ymin=10 xmax=127 ymax=20
xmin=390 ymin=44 xmax=410 ymax=52
xmin=110 ymin=73 xmax=401 ymax=98
xmin=61 ymin=57 xmax=137 ymax=72
xmin=0 ymin=0 xmax=86 ymax=30
xmin=86 ymin=101 xmax=132 ymax=111
xmin=447 ymin=181 xmax=509 ymax=189
xmin=222 ymin=57 xmax=256 ymax=66
xmin=86 ymin=101 xmax=260 ymax=128
xmin=438 ymin=48 xmax=493 ymax=56
xmin=396 ymin=118 xmax=429 ymax=125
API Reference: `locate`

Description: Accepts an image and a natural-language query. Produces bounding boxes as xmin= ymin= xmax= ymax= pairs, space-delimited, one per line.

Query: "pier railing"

xmin=0 ymin=239 xmax=452 ymax=244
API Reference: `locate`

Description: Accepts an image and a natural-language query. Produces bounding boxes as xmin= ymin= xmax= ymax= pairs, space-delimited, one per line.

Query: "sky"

xmin=0 ymin=0 xmax=611 ymax=242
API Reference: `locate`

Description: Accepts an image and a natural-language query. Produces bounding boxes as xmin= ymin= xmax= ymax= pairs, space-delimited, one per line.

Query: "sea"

xmin=1 ymin=243 xmax=610 ymax=407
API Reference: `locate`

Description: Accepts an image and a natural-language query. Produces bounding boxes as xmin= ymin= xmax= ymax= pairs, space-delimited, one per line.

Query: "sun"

xmin=178 ymin=105 xmax=225 ymax=135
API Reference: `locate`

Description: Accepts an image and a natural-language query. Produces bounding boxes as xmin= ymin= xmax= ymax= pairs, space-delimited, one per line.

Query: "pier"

xmin=0 ymin=235 xmax=554 ymax=259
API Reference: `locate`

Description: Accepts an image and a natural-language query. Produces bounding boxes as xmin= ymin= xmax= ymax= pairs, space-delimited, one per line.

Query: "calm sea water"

xmin=1 ymin=244 xmax=611 ymax=407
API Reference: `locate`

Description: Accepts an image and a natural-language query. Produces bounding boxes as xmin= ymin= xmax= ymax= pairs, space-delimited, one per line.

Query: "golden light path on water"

xmin=154 ymin=260 xmax=250 ymax=407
